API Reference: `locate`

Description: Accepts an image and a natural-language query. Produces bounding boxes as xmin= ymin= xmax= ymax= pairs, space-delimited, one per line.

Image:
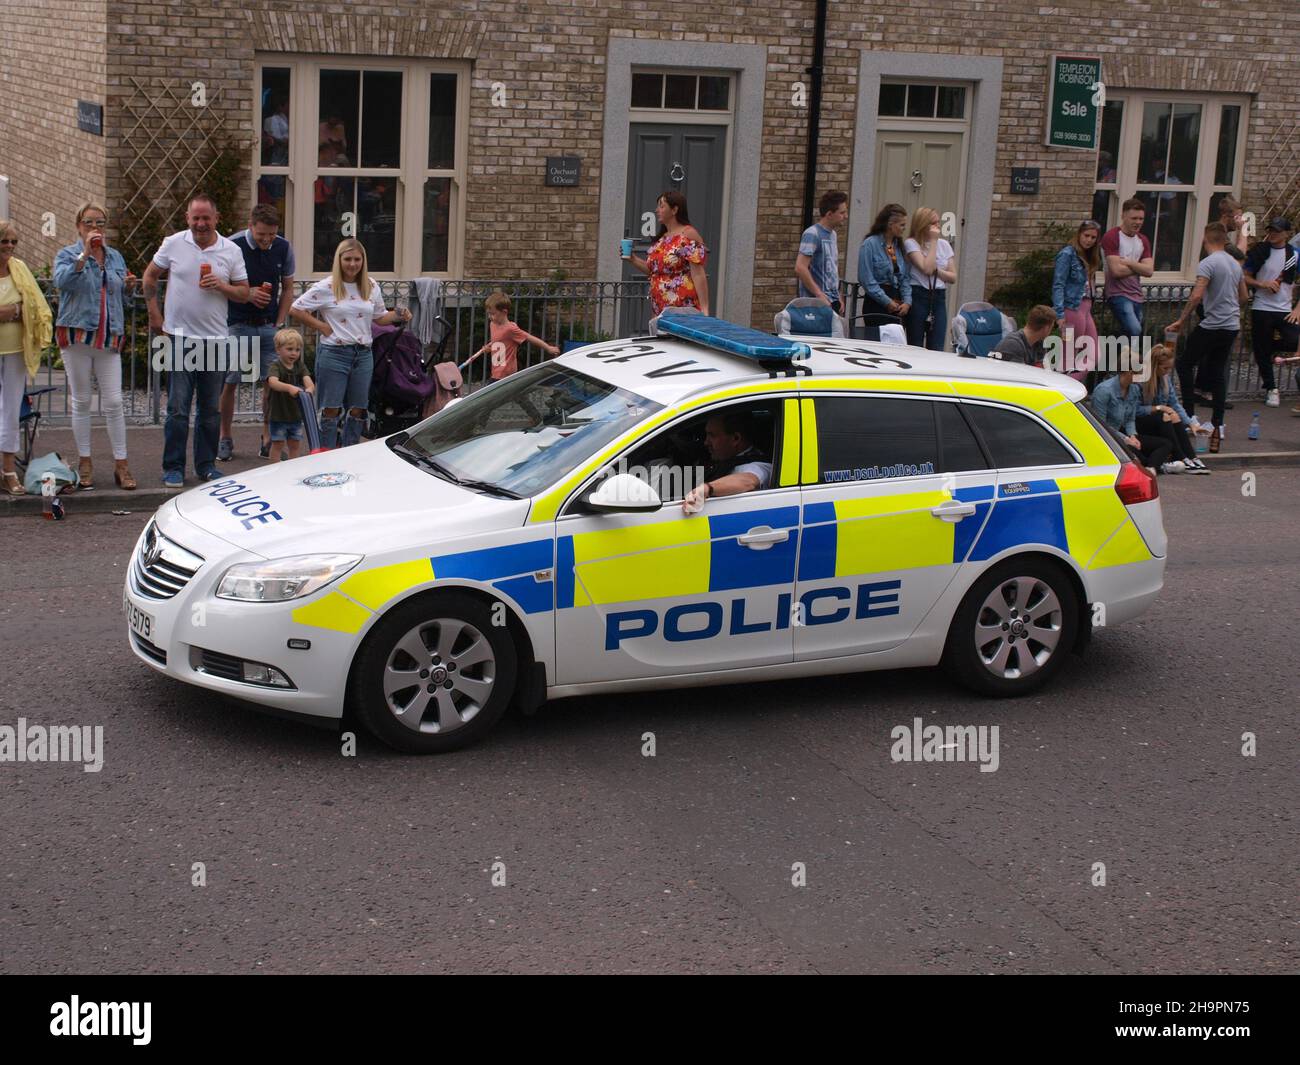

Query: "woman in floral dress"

xmin=623 ymin=190 xmax=710 ymax=317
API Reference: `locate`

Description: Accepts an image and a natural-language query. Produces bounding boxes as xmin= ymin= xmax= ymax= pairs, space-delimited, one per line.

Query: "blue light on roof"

xmin=655 ymin=312 xmax=812 ymax=363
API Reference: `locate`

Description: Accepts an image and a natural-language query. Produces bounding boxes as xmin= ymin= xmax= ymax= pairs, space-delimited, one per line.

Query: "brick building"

xmin=3 ymin=0 xmax=1298 ymax=327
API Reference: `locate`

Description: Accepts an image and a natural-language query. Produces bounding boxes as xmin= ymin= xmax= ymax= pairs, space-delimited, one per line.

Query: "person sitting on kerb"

xmin=682 ymin=411 xmax=772 ymax=513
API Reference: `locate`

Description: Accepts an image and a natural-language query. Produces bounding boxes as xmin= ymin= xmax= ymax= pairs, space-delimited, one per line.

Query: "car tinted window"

xmin=812 ymin=397 xmax=938 ymax=483
xmin=936 ymin=402 xmax=990 ymax=472
xmin=965 ymin=404 xmax=1077 ymax=468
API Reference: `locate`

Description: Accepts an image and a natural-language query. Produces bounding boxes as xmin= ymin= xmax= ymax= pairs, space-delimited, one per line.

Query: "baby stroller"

xmin=366 ymin=315 xmax=452 ymax=438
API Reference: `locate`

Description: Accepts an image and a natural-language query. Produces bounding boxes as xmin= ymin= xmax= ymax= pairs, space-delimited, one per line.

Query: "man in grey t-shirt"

xmin=1170 ymin=222 xmax=1247 ymax=431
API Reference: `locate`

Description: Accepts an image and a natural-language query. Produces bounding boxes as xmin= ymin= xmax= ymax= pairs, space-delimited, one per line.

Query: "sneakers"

xmin=199 ymin=468 xmax=222 ymax=482
xmin=1266 ymin=389 xmax=1280 ymax=407
xmin=1292 ymin=405 xmax=1300 ymax=416
xmin=1160 ymin=460 xmax=1187 ymax=474
xmin=218 ymin=437 xmax=234 ymax=461
xmin=1184 ymin=457 xmax=1212 ymax=474
xmin=162 ymin=471 xmax=184 ymax=490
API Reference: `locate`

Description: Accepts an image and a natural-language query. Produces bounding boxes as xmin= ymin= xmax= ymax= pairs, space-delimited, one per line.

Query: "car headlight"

xmin=216 ymin=554 xmax=363 ymax=602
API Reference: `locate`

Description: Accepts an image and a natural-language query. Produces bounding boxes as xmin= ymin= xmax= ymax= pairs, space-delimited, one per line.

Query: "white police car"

xmin=124 ymin=314 xmax=1166 ymax=752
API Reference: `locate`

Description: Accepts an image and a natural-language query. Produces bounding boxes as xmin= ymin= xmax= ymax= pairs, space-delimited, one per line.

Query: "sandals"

xmin=1 ymin=471 xmax=24 ymax=496
xmin=78 ymin=457 xmax=94 ymax=490
xmin=114 ymin=461 xmax=137 ymax=491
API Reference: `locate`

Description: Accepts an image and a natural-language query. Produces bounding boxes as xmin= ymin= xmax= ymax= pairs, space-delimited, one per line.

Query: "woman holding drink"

xmin=53 ymin=202 xmax=139 ymax=488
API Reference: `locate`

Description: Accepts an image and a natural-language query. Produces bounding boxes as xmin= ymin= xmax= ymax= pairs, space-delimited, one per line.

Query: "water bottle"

xmin=1248 ymin=412 xmax=1260 ymax=441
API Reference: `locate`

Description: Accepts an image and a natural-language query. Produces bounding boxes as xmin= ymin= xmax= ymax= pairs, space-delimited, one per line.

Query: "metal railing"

xmin=26 ymin=275 xmax=1294 ymax=424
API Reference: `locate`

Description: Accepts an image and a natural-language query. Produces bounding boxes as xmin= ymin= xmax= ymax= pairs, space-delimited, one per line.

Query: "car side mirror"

xmin=584 ymin=473 xmax=662 ymax=513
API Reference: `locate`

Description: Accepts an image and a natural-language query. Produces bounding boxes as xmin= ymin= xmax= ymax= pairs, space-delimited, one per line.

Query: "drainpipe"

xmin=802 ymin=0 xmax=829 ymax=227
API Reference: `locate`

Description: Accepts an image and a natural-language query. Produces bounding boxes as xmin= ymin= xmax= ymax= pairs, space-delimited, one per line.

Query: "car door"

xmin=794 ymin=392 xmax=998 ymax=660
xmin=553 ymin=395 xmax=802 ymax=685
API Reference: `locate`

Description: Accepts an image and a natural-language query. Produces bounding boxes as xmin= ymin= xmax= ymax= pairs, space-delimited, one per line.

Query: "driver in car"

xmin=682 ymin=410 xmax=773 ymax=513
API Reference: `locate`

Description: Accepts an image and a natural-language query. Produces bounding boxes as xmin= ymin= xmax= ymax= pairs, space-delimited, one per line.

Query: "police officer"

xmin=682 ymin=410 xmax=772 ymax=513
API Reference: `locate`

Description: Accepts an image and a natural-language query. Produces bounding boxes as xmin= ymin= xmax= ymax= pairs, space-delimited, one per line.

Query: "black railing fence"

xmin=25 ymin=276 xmax=1294 ymax=424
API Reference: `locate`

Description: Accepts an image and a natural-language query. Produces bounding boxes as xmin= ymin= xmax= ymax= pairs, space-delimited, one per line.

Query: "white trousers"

xmin=62 ymin=343 xmax=127 ymax=460
xmin=0 ymin=352 xmax=25 ymax=455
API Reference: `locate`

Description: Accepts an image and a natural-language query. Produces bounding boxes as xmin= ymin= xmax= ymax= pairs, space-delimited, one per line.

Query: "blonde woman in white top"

xmin=903 ymin=206 xmax=957 ymax=350
xmin=290 ymin=239 xmax=409 ymax=449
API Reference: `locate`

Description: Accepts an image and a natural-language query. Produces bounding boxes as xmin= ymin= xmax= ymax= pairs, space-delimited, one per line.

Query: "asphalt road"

xmin=2 ymin=470 xmax=1297 ymax=974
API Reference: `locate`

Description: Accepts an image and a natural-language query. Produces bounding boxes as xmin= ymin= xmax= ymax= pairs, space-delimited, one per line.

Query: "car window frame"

xmin=555 ymin=392 xmax=796 ymax=520
xmin=958 ymin=398 xmax=1085 ymax=471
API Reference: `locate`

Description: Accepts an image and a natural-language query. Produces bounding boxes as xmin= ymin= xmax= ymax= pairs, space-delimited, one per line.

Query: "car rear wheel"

xmin=942 ymin=558 xmax=1078 ymax=697
xmin=350 ymin=592 xmax=517 ymax=753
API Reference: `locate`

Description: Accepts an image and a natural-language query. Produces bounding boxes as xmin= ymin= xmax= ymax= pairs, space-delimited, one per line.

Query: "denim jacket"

xmin=1137 ymin=373 xmax=1192 ymax=425
xmin=1091 ymin=374 xmax=1141 ymax=438
xmin=52 ymin=240 xmax=129 ymax=336
xmin=857 ymin=234 xmax=913 ymax=307
xmin=1051 ymin=245 xmax=1092 ymax=318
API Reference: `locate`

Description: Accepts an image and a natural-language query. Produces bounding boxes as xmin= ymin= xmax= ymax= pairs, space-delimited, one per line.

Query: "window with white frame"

xmin=1091 ymin=92 xmax=1248 ymax=278
xmin=253 ymin=56 xmax=467 ymax=277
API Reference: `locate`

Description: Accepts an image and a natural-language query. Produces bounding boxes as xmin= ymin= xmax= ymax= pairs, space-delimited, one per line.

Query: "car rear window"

xmin=965 ymin=403 xmax=1077 ymax=468
xmin=1075 ymin=401 xmax=1132 ymax=462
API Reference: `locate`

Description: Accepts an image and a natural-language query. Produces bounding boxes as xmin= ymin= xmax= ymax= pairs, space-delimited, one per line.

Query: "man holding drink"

xmin=142 ymin=194 xmax=249 ymax=488
xmin=220 ymin=203 xmax=297 ymax=460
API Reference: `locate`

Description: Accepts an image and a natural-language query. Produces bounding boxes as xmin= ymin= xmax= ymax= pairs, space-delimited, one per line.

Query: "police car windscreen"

xmin=401 ymin=364 xmax=661 ymax=496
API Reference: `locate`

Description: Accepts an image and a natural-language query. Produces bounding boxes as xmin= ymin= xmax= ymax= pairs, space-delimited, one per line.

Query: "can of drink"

xmin=620 ymin=238 xmax=634 ymax=258
xmin=261 ymin=281 xmax=272 ymax=292
xmin=199 ymin=262 xmax=212 ymax=285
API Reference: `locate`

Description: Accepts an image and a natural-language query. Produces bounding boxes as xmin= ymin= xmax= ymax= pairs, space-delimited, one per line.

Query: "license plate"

xmin=125 ymin=599 xmax=156 ymax=642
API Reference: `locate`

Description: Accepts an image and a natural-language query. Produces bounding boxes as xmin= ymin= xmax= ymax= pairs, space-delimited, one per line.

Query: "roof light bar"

xmin=652 ymin=312 xmax=812 ymax=364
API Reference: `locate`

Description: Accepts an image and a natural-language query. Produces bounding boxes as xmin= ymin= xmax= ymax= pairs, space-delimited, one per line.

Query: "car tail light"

xmin=1115 ymin=460 xmax=1159 ymax=505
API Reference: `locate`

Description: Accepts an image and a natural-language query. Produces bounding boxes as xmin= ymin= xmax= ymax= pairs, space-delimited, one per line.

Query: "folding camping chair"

xmin=18 ymin=385 xmax=58 ymax=474
xmin=951 ymin=301 xmax=1015 ymax=357
xmin=773 ymin=297 xmax=845 ymax=338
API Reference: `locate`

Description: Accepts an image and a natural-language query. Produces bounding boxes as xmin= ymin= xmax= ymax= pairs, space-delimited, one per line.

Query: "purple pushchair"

xmin=366 ymin=316 xmax=452 ymax=438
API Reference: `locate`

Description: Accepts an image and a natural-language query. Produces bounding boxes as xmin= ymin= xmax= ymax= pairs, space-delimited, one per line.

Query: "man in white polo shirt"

xmin=142 ymin=194 xmax=249 ymax=488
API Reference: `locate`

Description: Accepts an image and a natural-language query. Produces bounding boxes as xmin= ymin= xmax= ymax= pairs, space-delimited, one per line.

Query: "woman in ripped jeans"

xmin=289 ymin=238 xmax=408 ymax=449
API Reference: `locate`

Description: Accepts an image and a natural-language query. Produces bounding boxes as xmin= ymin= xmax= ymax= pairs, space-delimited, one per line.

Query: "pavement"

xmin=0 ymin=468 xmax=1296 ymax=974
xmin=4 ymin=392 xmax=1299 ymax=518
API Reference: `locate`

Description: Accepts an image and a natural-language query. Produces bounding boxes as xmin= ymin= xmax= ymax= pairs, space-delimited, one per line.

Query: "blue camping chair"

xmin=18 ymin=385 xmax=57 ymax=473
xmin=951 ymin=301 xmax=1015 ymax=357
xmin=773 ymin=297 xmax=845 ymax=338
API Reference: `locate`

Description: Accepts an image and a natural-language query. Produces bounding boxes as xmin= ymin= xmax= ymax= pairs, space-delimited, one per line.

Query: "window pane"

xmin=1137 ymin=102 xmax=1171 ymax=184
xmin=906 ymin=84 xmax=936 ymax=118
xmin=664 ymin=74 xmax=696 ymax=109
xmin=1136 ymin=190 xmax=1190 ymax=273
xmin=428 ymin=73 xmax=457 ymax=169
xmin=937 ymin=85 xmax=966 ymax=119
xmin=937 ymin=402 xmax=989 ymax=472
xmin=313 ymin=176 xmax=354 ymax=271
xmin=631 ymin=73 xmax=662 ymax=108
xmin=698 ymin=76 xmax=729 ymax=111
xmin=1097 ymin=100 xmax=1122 ymax=182
xmin=257 ymin=175 xmax=287 ymax=226
xmin=1090 ymin=189 xmax=1114 ymax=230
xmin=357 ymin=176 xmax=397 ymax=271
xmin=319 ymin=70 xmax=360 ymax=167
xmin=813 ymin=397 xmax=939 ymax=481
xmin=360 ymin=71 xmax=402 ymax=168
xmin=422 ymin=177 xmax=452 ymax=273
xmin=966 ymin=405 xmax=1075 ymax=468
xmin=260 ymin=68 xmax=290 ymax=167
xmin=1215 ymin=105 xmax=1240 ymax=186
xmin=1166 ymin=103 xmax=1200 ymax=186
xmin=878 ymin=83 xmax=906 ymax=116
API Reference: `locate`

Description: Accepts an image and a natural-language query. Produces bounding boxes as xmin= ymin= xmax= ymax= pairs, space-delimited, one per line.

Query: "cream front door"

xmin=873 ymin=130 xmax=965 ymax=232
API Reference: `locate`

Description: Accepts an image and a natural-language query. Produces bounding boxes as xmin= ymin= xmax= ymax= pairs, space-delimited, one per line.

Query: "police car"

xmin=124 ymin=313 xmax=1166 ymax=753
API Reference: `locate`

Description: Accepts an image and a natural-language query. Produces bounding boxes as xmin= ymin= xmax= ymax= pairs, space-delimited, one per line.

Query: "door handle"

xmin=930 ymin=500 xmax=977 ymax=522
xmin=737 ymin=526 xmax=789 ymax=549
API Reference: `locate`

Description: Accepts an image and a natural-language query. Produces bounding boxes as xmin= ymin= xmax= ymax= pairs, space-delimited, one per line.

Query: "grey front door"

xmin=625 ymin=123 xmax=727 ymax=329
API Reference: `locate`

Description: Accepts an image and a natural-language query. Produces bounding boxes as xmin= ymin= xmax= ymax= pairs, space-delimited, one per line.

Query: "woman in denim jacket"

xmin=1051 ymin=220 xmax=1100 ymax=384
xmin=857 ymin=203 xmax=912 ymax=319
xmin=53 ymin=202 xmax=138 ymax=489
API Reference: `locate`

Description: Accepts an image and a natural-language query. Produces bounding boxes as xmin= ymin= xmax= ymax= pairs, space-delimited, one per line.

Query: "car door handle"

xmin=930 ymin=500 xmax=978 ymax=522
xmin=737 ymin=526 xmax=789 ymax=549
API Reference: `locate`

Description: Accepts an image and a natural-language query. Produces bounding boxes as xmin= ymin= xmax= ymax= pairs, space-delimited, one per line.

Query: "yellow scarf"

xmin=6 ymin=257 xmax=53 ymax=377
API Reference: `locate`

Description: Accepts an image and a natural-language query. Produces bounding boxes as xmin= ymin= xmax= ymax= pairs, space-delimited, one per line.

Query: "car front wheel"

xmin=350 ymin=592 xmax=518 ymax=753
